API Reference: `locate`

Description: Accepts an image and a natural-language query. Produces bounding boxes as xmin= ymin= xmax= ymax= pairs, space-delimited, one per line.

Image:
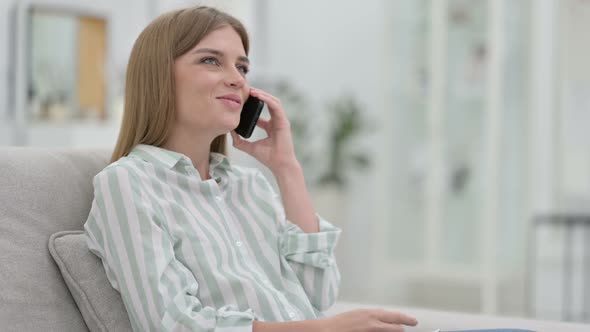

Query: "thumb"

xmin=230 ymin=131 xmax=255 ymax=154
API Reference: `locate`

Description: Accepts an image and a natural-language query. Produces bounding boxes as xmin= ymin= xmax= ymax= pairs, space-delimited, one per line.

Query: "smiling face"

xmin=172 ymin=25 xmax=250 ymax=139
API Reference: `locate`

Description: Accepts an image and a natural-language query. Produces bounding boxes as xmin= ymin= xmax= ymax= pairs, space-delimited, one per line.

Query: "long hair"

xmin=110 ymin=6 xmax=249 ymax=163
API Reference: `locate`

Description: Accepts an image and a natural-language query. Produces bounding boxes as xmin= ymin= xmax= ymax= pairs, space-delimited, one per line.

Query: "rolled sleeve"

xmin=278 ymin=215 xmax=342 ymax=311
xmin=279 ymin=216 xmax=342 ymax=268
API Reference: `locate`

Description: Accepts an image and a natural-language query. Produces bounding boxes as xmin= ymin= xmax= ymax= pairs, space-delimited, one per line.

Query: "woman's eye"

xmin=237 ymin=65 xmax=250 ymax=75
xmin=200 ymin=57 xmax=220 ymax=65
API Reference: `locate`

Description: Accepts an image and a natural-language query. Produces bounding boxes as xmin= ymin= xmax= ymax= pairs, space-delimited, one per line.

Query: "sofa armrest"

xmin=326 ymin=302 xmax=590 ymax=332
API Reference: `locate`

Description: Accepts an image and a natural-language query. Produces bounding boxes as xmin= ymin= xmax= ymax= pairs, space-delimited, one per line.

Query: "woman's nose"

xmin=225 ymin=68 xmax=246 ymax=88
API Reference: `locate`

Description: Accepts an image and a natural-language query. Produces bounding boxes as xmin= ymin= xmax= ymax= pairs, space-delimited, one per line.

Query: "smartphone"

xmin=234 ymin=95 xmax=264 ymax=138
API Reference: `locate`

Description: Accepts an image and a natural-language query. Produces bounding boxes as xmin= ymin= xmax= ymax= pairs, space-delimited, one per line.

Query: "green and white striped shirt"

xmin=84 ymin=144 xmax=342 ymax=332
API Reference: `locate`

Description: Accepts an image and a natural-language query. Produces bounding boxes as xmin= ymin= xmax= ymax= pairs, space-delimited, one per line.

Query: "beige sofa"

xmin=1 ymin=147 xmax=588 ymax=332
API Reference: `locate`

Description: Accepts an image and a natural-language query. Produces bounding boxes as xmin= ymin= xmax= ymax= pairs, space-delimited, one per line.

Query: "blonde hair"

xmin=111 ymin=6 xmax=250 ymax=163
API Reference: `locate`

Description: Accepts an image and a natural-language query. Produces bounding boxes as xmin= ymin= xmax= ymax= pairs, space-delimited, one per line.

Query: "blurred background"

xmin=1 ymin=0 xmax=590 ymax=324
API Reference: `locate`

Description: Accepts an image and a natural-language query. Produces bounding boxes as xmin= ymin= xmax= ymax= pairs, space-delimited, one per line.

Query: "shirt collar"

xmin=209 ymin=151 xmax=231 ymax=170
xmin=129 ymin=144 xmax=231 ymax=171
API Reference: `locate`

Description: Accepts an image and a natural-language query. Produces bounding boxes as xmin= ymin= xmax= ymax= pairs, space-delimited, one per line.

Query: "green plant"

xmin=317 ymin=95 xmax=371 ymax=188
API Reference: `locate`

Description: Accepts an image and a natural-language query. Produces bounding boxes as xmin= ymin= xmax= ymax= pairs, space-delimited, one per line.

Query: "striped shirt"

xmin=84 ymin=144 xmax=342 ymax=332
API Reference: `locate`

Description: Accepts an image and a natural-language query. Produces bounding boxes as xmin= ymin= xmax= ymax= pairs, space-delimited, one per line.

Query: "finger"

xmin=230 ymin=131 xmax=254 ymax=153
xmin=231 ymin=129 xmax=269 ymax=148
xmin=384 ymin=324 xmax=405 ymax=332
xmin=378 ymin=311 xmax=418 ymax=326
xmin=249 ymin=89 xmax=288 ymax=123
xmin=250 ymin=88 xmax=280 ymax=105
xmin=251 ymin=87 xmax=280 ymax=104
xmin=371 ymin=322 xmax=405 ymax=332
xmin=257 ymin=118 xmax=271 ymax=133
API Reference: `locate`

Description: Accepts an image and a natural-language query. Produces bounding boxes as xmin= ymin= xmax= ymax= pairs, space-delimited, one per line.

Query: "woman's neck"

xmin=162 ymin=130 xmax=213 ymax=180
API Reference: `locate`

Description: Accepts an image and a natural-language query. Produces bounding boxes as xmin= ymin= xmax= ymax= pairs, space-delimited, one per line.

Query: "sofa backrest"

xmin=0 ymin=148 xmax=110 ymax=331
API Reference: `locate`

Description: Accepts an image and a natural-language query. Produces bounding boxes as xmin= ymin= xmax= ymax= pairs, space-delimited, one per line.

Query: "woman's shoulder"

xmin=94 ymin=155 xmax=144 ymax=181
xmin=225 ymin=162 xmax=268 ymax=182
xmin=228 ymin=164 xmax=258 ymax=176
xmin=226 ymin=163 xmax=275 ymax=192
xmin=211 ymin=152 xmax=261 ymax=178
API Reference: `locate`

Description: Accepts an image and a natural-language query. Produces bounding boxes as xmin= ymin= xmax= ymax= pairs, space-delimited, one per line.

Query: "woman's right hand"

xmin=319 ymin=309 xmax=419 ymax=332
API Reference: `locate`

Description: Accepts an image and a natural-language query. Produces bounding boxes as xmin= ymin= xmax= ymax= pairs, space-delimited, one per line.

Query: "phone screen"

xmin=234 ymin=95 xmax=264 ymax=138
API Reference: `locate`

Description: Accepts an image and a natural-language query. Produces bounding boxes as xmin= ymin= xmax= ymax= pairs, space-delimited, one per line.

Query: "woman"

xmin=84 ymin=6 xmax=418 ymax=332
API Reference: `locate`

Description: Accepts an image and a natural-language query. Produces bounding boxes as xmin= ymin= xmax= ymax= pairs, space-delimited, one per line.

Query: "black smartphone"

xmin=234 ymin=95 xmax=264 ymax=138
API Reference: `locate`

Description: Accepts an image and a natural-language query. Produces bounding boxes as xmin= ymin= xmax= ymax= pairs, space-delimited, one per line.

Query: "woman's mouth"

xmin=217 ymin=95 xmax=242 ymax=110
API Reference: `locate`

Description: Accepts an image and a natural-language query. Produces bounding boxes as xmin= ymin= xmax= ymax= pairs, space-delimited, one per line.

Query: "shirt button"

xmin=215 ymin=196 xmax=222 ymax=202
xmin=288 ymin=312 xmax=296 ymax=319
xmin=320 ymin=257 xmax=333 ymax=267
xmin=235 ymin=241 xmax=243 ymax=247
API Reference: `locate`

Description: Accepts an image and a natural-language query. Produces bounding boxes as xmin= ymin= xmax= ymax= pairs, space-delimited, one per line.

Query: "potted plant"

xmin=311 ymin=94 xmax=371 ymax=225
xmin=317 ymin=95 xmax=371 ymax=187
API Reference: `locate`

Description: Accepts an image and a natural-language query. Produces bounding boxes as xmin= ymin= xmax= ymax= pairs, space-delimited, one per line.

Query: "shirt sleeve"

xmin=253 ymin=171 xmax=342 ymax=311
xmin=84 ymin=165 xmax=256 ymax=332
xmin=278 ymin=215 xmax=342 ymax=312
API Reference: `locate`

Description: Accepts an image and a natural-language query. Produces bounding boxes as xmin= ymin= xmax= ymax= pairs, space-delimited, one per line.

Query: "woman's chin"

xmin=217 ymin=121 xmax=240 ymax=136
xmin=226 ymin=119 xmax=241 ymax=132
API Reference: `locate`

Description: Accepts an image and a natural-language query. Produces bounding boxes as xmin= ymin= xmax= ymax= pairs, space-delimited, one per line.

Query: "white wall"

xmin=261 ymin=0 xmax=392 ymax=300
xmin=264 ymin=1 xmax=386 ymax=107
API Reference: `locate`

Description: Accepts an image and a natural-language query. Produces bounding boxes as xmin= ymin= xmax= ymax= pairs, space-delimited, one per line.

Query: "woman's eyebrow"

xmin=192 ymin=48 xmax=250 ymax=64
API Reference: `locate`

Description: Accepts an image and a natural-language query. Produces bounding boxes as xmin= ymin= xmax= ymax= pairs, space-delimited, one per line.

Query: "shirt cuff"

xmin=279 ymin=215 xmax=342 ymax=269
xmin=215 ymin=306 xmax=256 ymax=331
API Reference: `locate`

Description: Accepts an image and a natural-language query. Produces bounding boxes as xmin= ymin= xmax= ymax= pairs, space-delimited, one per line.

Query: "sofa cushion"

xmin=0 ymin=148 xmax=109 ymax=331
xmin=48 ymin=231 xmax=131 ymax=332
